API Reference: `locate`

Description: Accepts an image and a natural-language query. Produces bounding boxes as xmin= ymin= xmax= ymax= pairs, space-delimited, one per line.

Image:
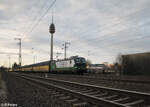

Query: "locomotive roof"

xmin=56 ymin=56 xmax=85 ymax=61
xmin=21 ymin=61 xmax=49 ymax=68
xmin=21 ymin=56 xmax=86 ymax=68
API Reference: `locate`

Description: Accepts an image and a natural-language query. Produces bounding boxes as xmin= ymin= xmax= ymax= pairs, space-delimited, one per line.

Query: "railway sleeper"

xmin=86 ymin=91 xmax=100 ymax=95
xmin=70 ymin=85 xmax=78 ymax=89
xmin=80 ymin=89 xmax=94 ymax=93
xmin=73 ymin=102 xmax=88 ymax=107
xmin=102 ymin=94 xmax=118 ymax=100
xmin=125 ymin=99 xmax=145 ymax=107
xmin=58 ymin=95 xmax=82 ymax=105
xmin=66 ymin=98 xmax=79 ymax=103
xmin=94 ymin=92 xmax=108 ymax=97
xmin=113 ymin=97 xmax=130 ymax=102
xmin=97 ymin=94 xmax=113 ymax=98
xmin=116 ymin=97 xmax=136 ymax=104
xmin=51 ymin=92 xmax=60 ymax=95
xmin=54 ymin=94 xmax=65 ymax=97
xmin=59 ymin=96 xmax=71 ymax=100
xmin=106 ymin=95 xmax=123 ymax=101
xmin=75 ymin=88 xmax=89 ymax=91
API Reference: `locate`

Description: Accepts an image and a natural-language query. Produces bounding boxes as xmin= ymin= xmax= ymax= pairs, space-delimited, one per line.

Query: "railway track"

xmin=55 ymin=74 xmax=150 ymax=84
xmin=22 ymin=73 xmax=150 ymax=93
xmin=22 ymin=72 xmax=150 ymax=84
xmin=13 ymin=72 xmax=150 ymax=107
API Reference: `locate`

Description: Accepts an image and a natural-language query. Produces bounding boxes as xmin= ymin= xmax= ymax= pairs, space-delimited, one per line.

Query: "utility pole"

xmin=34 ymin=56 xmax=36 ymax=64
xmin=56 ymin=52 xmax=62 ymax=60
xmin=8 ymin=55 xmax=11 ymax=68
xmin=14 ymin=38 xmax=22 ymax=66
xmin=62 ymin=42 xmax=70 ymax=59
xmin=0 ymin=52 xmax=18 ymax=68
xmin=88 ymin=50 xmax=90 ymax=56
xmin=32 ymin=48 xmax=36 ymax=64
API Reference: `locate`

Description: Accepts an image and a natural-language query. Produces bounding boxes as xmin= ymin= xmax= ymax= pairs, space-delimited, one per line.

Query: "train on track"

xmin=11 ymin=56 xmax=87 ymax=74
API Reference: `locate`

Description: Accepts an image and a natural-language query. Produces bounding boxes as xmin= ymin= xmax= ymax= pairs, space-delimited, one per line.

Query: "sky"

xmin=0 ymin=0 xmax=150 ymax=67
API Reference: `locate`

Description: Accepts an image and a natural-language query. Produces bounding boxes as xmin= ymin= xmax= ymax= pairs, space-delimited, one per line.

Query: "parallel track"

xmin=13 ymin=73 xmax=150 ymax=107
xmin=21 ymin=72 xmax=150 ymax=84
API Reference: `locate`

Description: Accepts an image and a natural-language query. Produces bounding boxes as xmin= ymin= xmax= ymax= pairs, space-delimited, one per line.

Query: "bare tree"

xmin=115 ymin=53 xmax=123 ymax=75
xmin=116 ymin=53 xmax=122 ymax=65
xmin=86 ymin=59 xmax=92 ymax=65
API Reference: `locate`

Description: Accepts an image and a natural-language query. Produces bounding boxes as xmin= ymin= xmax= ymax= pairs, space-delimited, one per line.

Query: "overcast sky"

xmin=0 ymin=0 xmax=150 ymax=67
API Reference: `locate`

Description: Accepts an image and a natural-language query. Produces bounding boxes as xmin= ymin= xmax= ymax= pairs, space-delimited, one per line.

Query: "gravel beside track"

xmin=2 ymin=72 xmax=72 ymax=107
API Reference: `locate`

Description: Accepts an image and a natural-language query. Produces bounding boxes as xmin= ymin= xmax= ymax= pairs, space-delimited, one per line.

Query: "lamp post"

xmin=56 ymin=52 xmax=62 ymax=60
xmin=14 ymin=38 xmax=22 ymax=66
xmin=32 ymin=48 xmax=34 ymax=64
xmin=62 ymin=42 xmax=70 ymax=59
xmin=8 ymin=55 xmax=11 ymax=69
xmin=14 ymin=37 xmax=22 ymax=71
xmin=49 ymin=18 xmax=55 ymax=72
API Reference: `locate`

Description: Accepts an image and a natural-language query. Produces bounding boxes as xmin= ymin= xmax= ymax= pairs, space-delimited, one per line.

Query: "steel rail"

xmin=21 ymin=72 xmax=150 ymax=84
xmin=18 ymin=74 xmax=129 ymax=107
xmin=13 ymin=72 xmax=150 ymax=106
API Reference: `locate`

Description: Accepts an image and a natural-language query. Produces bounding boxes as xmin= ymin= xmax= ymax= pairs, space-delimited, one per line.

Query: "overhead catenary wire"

xmin=3 ymin=1 xmax=150 ymax=64
xmin=23 ymin=0 xmax=52 ymax=36
xmin=47 ymin=4 xmax=149 ymax=60
xmin=69 ymin=27 xmax=150 ymax=58
xmin=17 ymin=0 xmax=57 ymax=65
xmin=0 ymin=0 xmax=53 ymax=57
xmin=68 ymin=6 xmax=150 ymax=42
xmin=23 ymin=1 xmax=149 ymax=51
xmin=70 ymin=20 xmax=150 ymax=51
xmin=69 ymin=7 xmax=150 ymax=50
xmin=27 ymin=0 xmax=56 ymax=35
xmin=70 ymin=6 xmax=150 ymax=44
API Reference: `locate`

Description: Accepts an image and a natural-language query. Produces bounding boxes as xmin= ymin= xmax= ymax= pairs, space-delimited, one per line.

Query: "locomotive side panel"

xmin=55 ymin=59 xmax=76 ymax=73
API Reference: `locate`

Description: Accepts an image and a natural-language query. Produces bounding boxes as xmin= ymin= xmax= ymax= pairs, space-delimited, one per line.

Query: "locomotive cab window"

xmin=75 ymin=58 xmax=80 ymax=63
xmin=81 ymin=58 xmax=86 ymax=63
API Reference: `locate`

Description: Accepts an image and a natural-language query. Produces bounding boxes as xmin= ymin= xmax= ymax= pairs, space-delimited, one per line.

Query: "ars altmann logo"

xmin=1 ymin=103 xmax=17 ymax=107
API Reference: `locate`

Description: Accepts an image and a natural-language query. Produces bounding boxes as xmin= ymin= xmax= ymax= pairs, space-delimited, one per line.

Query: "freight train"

xmin=12 ymin=56 xmax=87 ymax=74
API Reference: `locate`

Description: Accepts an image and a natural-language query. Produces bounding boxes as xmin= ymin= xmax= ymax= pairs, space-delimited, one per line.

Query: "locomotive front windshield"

xmin=75 ymin=58 xmax=86 ymax=64
xmin=81 ymin=58 xmax=86 ymax=63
